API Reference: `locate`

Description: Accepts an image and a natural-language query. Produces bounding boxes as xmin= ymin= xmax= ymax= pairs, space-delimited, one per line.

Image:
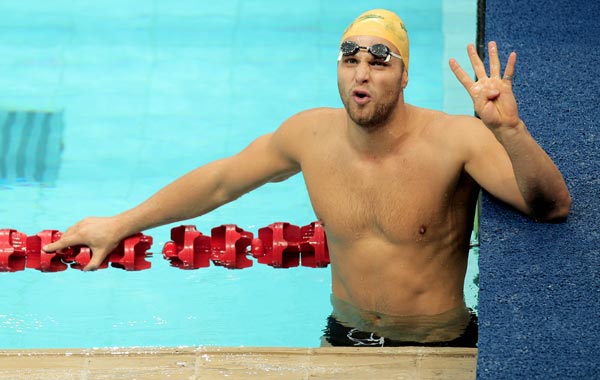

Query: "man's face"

xmin=337 ymin=36 xmax=407 ymax=130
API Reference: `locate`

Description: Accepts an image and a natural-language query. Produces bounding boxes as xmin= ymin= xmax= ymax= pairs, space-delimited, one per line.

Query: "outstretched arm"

xmin=43 ymin=121 xmax=302 ymax=270
xmin=449 ymin=41 xmax=571 ymax=221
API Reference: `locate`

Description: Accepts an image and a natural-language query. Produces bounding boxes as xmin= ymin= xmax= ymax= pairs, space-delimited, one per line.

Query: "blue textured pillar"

xmin=477 ymin=0 xmax=600 ymax=379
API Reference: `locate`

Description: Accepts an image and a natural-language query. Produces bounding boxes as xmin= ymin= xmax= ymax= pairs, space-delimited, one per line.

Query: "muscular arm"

xmin=44 ymin=116 xmax=303 ymax=269
xmin=462 ymin=117 xmax=570 ymax=221
xmin=114 ymin=132 xmax=301 ymax=235
xmin=490 ymin=120 xmax=570 ymax=219
xmin=451 ymin=42 xmax=571 ymax=221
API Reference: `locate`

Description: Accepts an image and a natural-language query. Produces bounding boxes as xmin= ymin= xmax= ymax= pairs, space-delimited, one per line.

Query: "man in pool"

xmin=44 ymin=9 xmax=571 ymax=347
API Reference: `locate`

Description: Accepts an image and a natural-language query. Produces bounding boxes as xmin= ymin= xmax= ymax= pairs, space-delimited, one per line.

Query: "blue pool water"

xmin=0 ymin=0 xmax=477 ymax=348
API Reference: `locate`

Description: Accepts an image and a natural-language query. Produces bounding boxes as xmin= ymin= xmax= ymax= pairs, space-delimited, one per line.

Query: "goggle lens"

xmin=339 ymin=40 xmax=401 ymax=62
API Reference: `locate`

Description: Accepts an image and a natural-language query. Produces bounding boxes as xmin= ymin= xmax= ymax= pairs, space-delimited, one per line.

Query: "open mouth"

xmin=352 ymin=89 xmax=371 ymax=104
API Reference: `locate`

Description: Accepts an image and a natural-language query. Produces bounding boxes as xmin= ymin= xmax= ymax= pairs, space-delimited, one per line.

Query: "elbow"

xmin=539 ymin=203 xmax=571 ymax=223
xmin=531 ymin=191 xmax=572 ymax=223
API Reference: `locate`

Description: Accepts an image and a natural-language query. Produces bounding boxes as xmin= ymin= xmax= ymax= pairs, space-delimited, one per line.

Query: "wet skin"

xmin=45 ymin=39 xmax=571 ymax=341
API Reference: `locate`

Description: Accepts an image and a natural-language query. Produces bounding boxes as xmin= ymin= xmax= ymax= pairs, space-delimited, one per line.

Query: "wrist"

xmin=492 ymin=119 xmax=528 ymax=142
xmin=110 ymin=212 xmax=143 ymax=239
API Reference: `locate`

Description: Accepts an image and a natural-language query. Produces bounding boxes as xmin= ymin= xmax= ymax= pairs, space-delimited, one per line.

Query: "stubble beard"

xmin=341 ymin=89 xmax=402 ymax=131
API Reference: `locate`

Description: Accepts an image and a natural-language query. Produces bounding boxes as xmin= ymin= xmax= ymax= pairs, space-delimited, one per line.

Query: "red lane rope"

xmin=0 ymin=222 xmax=329 ymax=272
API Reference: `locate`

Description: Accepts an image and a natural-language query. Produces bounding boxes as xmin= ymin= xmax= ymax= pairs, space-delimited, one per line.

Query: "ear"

xmin=401 ymin=68 xmax=409 ymax=89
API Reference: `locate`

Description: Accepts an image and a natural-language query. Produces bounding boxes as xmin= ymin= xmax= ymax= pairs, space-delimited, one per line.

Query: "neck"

xmin=346 ymin=103 xmax=416 ymax=156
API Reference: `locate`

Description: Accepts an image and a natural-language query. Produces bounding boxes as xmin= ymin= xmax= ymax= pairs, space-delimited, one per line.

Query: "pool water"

xmin=0 ymin=0 xmax=477 ymax=348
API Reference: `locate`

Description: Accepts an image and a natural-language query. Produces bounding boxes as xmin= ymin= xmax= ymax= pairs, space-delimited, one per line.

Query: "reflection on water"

xmin=0 ymin=110 xmax=64 ymax=186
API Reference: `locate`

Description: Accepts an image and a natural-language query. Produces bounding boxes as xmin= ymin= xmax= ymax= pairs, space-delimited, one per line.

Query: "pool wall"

xmin=0 ymin=346 xmax=477 ymax=380
xmin=478 ymin=0 xmax=600 ymax=378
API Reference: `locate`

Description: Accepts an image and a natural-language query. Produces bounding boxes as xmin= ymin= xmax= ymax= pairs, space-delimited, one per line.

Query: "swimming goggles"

xmin=338 ymin=40 xmax=402 ymax=63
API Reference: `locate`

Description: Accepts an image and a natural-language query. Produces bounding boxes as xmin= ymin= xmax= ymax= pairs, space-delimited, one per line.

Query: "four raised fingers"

xmin=451 ymin=41 xmax=516 ymax=86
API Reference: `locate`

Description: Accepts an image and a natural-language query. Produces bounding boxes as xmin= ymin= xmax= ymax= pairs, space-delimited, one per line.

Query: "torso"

xmin=284 ymin=106 xmax=480 ymax=339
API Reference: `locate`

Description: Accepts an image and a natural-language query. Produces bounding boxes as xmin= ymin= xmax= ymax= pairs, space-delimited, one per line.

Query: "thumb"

xmin=482 ymin=86 xmax=501 ymax=101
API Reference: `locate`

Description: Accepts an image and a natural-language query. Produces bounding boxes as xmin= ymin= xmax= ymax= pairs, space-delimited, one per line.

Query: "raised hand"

xmin=449 ymin=41 xmax=521 ymax=131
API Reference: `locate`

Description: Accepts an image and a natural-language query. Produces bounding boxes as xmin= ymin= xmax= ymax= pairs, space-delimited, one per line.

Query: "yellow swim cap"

xmin=341 ymin=9 xmax=409 ymax=70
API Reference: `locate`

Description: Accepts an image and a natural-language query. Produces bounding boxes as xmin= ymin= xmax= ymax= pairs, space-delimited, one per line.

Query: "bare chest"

xmin=301 ymin=146 xmax=472 ymax=244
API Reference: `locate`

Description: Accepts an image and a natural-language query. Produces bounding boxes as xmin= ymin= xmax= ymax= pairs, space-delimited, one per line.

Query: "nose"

xmin=354 ymin=61 xmax=370 ymax=84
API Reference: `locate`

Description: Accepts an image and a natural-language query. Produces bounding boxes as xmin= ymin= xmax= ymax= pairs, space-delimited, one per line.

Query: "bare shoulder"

xmin=272 ymin=107 xmax=344 ymax=157
xmin=445 ymin=113 xmax=488 ymax=133
xmin=446 ymin=113 xmax=500 ymax=155
xmin=405 ymin=106 xmax=501 ymax=170
xmin=419 ymin=108 xmax=485 ymax=135
xmin=417 ymin=108 xmax=496 ymax=150
xmin=278 ymin=107 xmax=344 ymax=133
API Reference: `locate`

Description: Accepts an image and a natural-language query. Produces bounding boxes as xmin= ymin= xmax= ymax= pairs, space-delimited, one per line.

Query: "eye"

xmin=370 ymin=60 xmax=388 ymax=67
xmin=343 ymin=57 xmax=358 ymax=64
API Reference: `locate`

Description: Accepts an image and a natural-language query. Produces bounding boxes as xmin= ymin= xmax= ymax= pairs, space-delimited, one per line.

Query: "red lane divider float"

xmin=163 ymin=222 xmax=329 ymax=269
xmin=0 ymin=229 xmax=152 ymax=272
xmin=0 ymin=229 xmax=27 ymax=272
xmin=0 ymin=222 xmax=329 ymax=272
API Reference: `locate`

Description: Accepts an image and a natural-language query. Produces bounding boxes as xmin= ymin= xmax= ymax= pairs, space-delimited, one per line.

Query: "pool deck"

xmin=0 ymin=346 xmax=477 ymax=379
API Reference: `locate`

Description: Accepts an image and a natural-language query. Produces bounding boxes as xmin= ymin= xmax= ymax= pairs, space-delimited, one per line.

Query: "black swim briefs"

xmin=322 ymin=312 xmax=478 ymax=347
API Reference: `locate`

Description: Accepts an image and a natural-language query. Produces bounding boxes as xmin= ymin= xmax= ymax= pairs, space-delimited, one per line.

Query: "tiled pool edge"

xmin=0 ymin=346 xmax=477 ymax=379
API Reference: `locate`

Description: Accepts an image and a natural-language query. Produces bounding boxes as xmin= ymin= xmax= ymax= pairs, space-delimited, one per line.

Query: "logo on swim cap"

xmin=356 ymin=13 xmax=407 ymax=33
